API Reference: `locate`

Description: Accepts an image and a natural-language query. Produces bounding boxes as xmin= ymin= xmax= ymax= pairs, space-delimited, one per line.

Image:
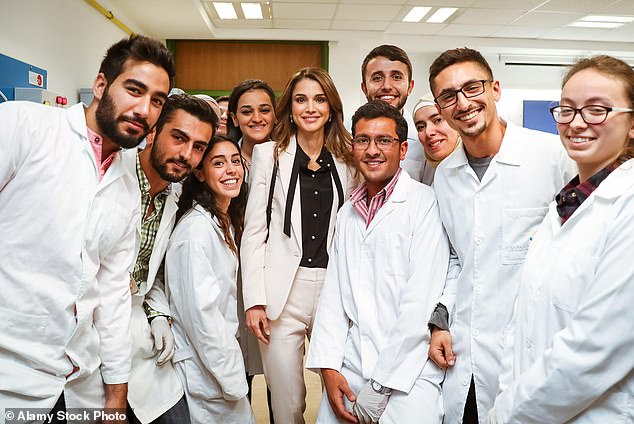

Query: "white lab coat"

xmin=165 ymin=204 xmax=254 ymax=424
xmin=122 ymin=150 xmax=184 ymax=423
xmin=433 ymin=121 xmax=575 ymax=423
xmin=0 ymin=102 xmax=137 ymax=417
xmin=306 ymin=171 xmax=448 ymax=423
xmin=489 ymin=160 xmax=634 ymax=423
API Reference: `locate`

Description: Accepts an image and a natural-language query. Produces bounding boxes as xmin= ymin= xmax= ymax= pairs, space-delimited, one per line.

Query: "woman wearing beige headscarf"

xmin=413 ymin=94 xmax=462 ymax=185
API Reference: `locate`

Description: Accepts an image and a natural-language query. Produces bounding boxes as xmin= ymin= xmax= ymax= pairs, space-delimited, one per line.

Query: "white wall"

xmin=327 ymin=42 xmax=568 ymax=127
xmin=0 ymin=0 xmax=142 ymax=103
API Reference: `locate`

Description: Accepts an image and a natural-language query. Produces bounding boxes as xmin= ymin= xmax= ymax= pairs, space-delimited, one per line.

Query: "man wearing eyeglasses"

xmin=307 ymin=101 xmax=448 ymax=423
xmin=425 ymin=48 xmax=575 ymax=424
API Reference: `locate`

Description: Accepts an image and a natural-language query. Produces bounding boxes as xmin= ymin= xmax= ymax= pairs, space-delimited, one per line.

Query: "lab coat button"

xmin=526 ymin=340 xmax=532 ymax=349
xmin=462 ymin=379 xmax=469 ymax=386
xmin=472 ymin=329 xmax=480 ymax=337
xmin=475 ymin=238 xmax=482 ymax=246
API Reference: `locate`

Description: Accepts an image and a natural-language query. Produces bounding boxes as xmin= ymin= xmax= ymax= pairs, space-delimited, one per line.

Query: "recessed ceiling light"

xmin=241 ymin=3 xmax=263 ymax=20
xmin=426 ymin=7 xmax=458 ymax=24
xmin=402 ymin=7 xmax=432 ymax=23
xmin=569 ymin=21 xmax=623 ymax=29
xmin=213 ymin=2 xmax=237 ymax=20
xmin=581 ymin=15 xmax=634 ymax=23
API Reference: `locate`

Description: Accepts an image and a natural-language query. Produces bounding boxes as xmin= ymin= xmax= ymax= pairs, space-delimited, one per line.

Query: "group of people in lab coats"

xmin=0 ymin=32 xmax=633 ymax=424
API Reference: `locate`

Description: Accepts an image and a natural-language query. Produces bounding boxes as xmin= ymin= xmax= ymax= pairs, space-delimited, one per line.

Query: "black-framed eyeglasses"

xmin=434 ymin=79 xmax=493 ymax=109
xmin=352 ymin=136 xmax=400 ymax=151
xmin=550 ymin=105 xmax=634 ymax=125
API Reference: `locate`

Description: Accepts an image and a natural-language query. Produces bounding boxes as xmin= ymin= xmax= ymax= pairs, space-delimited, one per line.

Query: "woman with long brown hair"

xmin=241 ymin=67 xmax=355 ymax=423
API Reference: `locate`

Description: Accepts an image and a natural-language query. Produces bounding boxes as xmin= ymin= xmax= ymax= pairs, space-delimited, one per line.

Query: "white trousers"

xmin=259 ymin=266 xmax=326 ymax=424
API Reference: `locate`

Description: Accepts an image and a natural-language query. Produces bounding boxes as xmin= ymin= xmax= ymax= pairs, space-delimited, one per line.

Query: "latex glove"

xmin=352 ymin=381 xmax=391 ymax=424
xmin=150 ymin=316 xmax=175 ymax=366
xmin=485 ymin=409 xmax=498 ymax=424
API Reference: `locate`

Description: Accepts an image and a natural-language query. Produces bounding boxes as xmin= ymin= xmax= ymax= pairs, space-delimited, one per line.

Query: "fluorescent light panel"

xmin=241 ymin=3 xmax=262 ymax=19
xmin=582 ymin=15 xmax=634 ymax=23
xmin=569 ymin=21 xmax=623 ymax=28
xmin=426 ymin=7 xmax=457 ymax=24
xmin=213 ymin=2 xmax=237 ymax=20
xmin=402 ymin=7 xmax=432 ymax=23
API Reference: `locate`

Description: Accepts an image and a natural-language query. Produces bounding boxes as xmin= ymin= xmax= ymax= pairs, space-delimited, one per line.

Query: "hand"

xmin=103 ymin=383 xmax=127 ymax=424
xmin=321 ymin=368 xmax=358 ymax=423
xmin=352 ymin=381 xmax=390 ymax=424
xmin=150 ymin=316 xmax=175 ymax=366
xmin=246 ymin=305 xmax=270 ymax=344
xmin=429 ymin=327 xmax=455 ymax=369
xmin=485 ymin=408 xmax=498 ymax=424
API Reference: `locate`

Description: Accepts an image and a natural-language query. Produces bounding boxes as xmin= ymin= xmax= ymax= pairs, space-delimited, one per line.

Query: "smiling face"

xmin=196 ymin=140 xmax=244 ymax=213
xmin=231 ymin=89 xmax=275 ymax=145
xmin=362 ymin=56 xmax=414 ymax=111
xmin=414 ymin=105 xmax=459 ymax=162
xmin=432 ymin=61 xmax=500 ymax=142
xmin=147 ymin=108 xmax=213 ymax=182
xmin=353 ymin=117 xmax=407 ymax=198
xmin=558 ymin=68 xmax=634 ymax=181
xmin=291 ymin=78 xmax=330 ymax=137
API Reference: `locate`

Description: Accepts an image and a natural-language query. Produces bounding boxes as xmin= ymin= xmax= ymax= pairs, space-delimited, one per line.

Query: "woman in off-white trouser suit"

xmin=241 ymin=67 xmax=356 ymax=424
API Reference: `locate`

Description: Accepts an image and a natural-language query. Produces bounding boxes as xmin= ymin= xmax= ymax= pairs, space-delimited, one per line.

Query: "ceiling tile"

xmin=330 ymin=20 xmax=391 ymax=31
xmin=594 ymin=0 xmax=634 ymax=15
xmin=513 ymin=11 xmax=584 ymax=26
xmin=272 ymin=18 xmax=332 ymax=30
xmin=385 ymin=22 xmax=447 ymax=34
xmin=341 ymin=0 xmax=408 ymax=4
xmin=438 ymin=23 xmax=504 ymax=37
xmin=460 ymin=0 xmax=544 ymax=10
xmin=406 ymin=0 xmax=477 ymax=6
xmin=490 ymin=25 xmax=556 ymax=39
xmin=453 ymin=8 xmax=526 ymax=25
xmin=536 ymin=0 xmax=610 ymax=13
xmin=334 ymin=4 xmax=404 ymax=21
xmin=542 ymin=26 xmax=611 ymax=41
xmin=272 ymin=3 xmax=337 ymax=19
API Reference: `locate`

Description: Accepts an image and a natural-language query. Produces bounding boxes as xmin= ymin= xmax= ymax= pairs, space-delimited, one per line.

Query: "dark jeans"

xmin=462 ymin=375 xmax=478 ymax=424
xmin=127 ymin=395 xmax=190 ymax=424
xmin=246 ymin=374 xmax=274 ymax=424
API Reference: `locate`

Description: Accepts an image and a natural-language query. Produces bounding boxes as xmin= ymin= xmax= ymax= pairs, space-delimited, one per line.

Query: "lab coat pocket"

xmin=501 ymin=207 xmax=548 ymax=265
xmin=0 ymin=305 xmax=48 ymax=360
xmin=549 ymin=253 xmax=599 ymax=313
xmin=384 ymin=233 xmax=412 ymax=277
xmin=183 ymin=359 xmax=223 ymax=400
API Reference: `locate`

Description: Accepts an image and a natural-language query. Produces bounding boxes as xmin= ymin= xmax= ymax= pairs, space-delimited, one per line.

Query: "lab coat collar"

xmin=365 ymin=169 xmax=410 ymax=235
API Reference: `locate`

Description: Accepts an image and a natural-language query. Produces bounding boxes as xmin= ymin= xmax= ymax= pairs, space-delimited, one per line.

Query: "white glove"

xmin=150 ymin=316 xmax=175 ymax=366
xmin=352 ymin=381 xmax=391 ymax=424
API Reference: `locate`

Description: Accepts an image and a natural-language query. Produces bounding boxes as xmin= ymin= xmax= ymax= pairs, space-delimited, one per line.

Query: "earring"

xmin=328 ymin=114 xmax=332 ymax=123
xmin=290 ymin=114 xmax=294 ymax=124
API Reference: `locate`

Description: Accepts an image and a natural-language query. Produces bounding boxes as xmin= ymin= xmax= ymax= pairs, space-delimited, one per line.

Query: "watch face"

xmin=372 ymin=381 xmax=382 ymax=392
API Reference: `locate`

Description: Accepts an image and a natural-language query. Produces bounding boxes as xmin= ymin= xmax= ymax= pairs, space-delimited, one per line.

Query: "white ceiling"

xmin=104 ymin=0 xmax=634 ymax=56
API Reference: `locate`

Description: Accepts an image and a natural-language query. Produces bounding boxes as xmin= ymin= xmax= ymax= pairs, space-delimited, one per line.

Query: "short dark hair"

xmin=351 ymin=100 xmax=408 ymax=142
xmin=216 ymin=95 xmax=230 ymax=103
xmin=429 ymin=47 xmax=493 ymax=93
xmin=362 ymin=45 xmax=412 ymax=84
xmin=226 ymin=79 xmax=275 ymax=142
xmin=155 ymin=94 xmax=217 ymax=137
xmin=99 ymin=35 xmax=175 ymax=88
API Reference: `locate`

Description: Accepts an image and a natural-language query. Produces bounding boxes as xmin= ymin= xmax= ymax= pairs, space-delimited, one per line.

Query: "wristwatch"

xmin=370 ymin=379 xmax=392 ymax=395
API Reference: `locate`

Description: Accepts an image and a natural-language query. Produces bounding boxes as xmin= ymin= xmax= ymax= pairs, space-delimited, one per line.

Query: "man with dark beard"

xmin=0 ymin=35 xmax=174 ymax=421
xmin=125 ymin=94 xmax=216 ymax=424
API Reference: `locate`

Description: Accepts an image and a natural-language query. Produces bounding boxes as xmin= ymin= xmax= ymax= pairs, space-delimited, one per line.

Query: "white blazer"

xmin=241 ymin=136 xmax=355 ymax=320
xmin=491 ymin=160 xmax=634 ymax=423
xmin=165 ymin=204 xmax=254 ymax=423
xmin=433 ymin=121 xmax=576 ymax=423
xmin=0 ymin=102 xmax=137 ymax=412
xmin=122 ymin=150 xmax=184 ymax=423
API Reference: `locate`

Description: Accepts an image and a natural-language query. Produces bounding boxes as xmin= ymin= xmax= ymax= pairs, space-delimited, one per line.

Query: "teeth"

xmin=429 ymin=141 xmax=441 ymax=148
xmin=570 ymin=137 xmax=593 ymax=144
xmin=379 ymin=96 xmax=395 ymax=100
xmin=222 ymin=179 xmax=238 ymax=185
xmin=459 ymin=110 xmax=479 ymax=121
